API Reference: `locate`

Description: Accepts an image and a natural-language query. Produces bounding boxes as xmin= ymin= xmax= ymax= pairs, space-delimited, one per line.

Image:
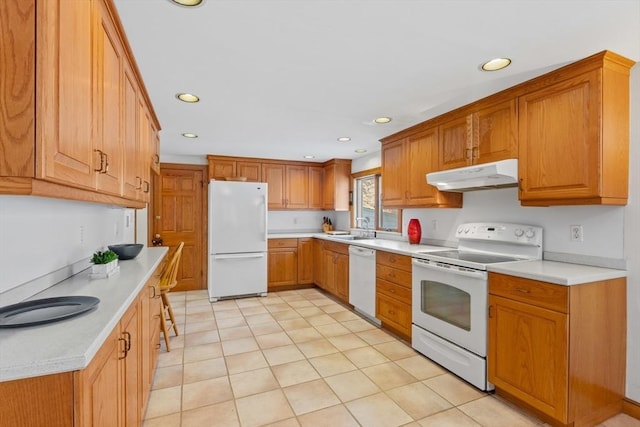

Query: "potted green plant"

xmin=90 ymin=249 xmax=119 ymax=279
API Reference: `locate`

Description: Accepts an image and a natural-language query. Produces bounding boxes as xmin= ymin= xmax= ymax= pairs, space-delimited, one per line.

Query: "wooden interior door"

xmin=151 ymin=164 xmax=207 ymax=291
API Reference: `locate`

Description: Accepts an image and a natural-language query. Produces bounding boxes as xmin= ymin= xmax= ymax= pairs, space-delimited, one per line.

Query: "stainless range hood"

xmin=426 ymin=159 xmax=518 ymax=192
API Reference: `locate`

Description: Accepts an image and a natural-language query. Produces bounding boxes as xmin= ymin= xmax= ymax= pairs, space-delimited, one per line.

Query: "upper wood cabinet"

xmin=308 ymin=166 xmax=324 ymax=209
xmin=518 ymin=52 xmax=634 ymax=206
xmin=381 ymin=128 xmax=462 ymax=208
xmin=207 ymin=155 xmax=348 ymax=210
xmin=262 ymin=163 xmax=287 ymax=209
xmin=322 ymin=159 xmax=351 ymax=211
xmin=285 ymin=165 xmax=310 ymax=209
xmin=207 ymin=155 xmax=262 ymax=182
xmin=0 ymin=0 xmax=161 ymax=208
xmin=438 ymin=98 xmax=517 ymax=170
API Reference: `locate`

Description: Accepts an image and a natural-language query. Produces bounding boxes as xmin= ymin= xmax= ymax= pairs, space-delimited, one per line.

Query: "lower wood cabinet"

xmin=0 ymin=262 xmax=165 ymax=427
xmin=375 ymin=251 xmax=412 ymax=340
xmin=488 ymin=272 xmax=626 ymax=426
xmin=314 ymin=240 xmax=349 ymax=303
xmin=268 ymin=238 xmax=315 ymax=290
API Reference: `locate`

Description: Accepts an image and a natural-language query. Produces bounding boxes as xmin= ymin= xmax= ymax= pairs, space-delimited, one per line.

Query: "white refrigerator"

xmin=208 ymin=180 xmax=268 ymax=302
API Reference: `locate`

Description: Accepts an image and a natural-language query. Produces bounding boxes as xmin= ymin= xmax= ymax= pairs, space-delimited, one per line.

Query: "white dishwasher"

xmin=348 ymin=245 xmax=380 ymax=325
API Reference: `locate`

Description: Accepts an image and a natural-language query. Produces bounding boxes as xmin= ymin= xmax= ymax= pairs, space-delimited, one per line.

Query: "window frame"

xmin=351 ymin=167 xmax=402 ymax=233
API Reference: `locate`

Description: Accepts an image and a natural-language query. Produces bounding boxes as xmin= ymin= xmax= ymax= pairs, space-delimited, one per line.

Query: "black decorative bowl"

xmin=108 ymin=244 xmax=144 ymax=260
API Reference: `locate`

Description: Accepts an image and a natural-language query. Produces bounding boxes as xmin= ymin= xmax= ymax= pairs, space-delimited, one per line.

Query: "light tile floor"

xmin=144 ymin=288 xmax=640 ymax=427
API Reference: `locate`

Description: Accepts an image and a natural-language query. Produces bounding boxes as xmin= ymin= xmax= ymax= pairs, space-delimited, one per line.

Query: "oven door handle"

xmin=412 ymin=258 xmax=488 ymax=280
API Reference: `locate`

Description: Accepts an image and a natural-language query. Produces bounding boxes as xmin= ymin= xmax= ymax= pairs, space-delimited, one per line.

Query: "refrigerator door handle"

xmin=213 ymin=253 xmax=266 ymax=260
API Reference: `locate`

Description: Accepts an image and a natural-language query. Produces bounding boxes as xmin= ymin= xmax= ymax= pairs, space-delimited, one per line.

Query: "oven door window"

xmin=420 ymin=280 xmax=471 ymax=331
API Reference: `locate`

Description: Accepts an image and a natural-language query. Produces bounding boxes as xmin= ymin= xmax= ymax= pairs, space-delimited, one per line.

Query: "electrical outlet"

xmin=79 ymin=225 xmax=84 ymax=245
xmin=432 ymin=219 xmax=438 ymax=231
xmin=570 ymin=225 xmax=583 ymax=242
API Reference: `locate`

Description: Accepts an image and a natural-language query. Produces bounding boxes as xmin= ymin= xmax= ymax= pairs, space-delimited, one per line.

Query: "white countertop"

xmin=269 ymin=233 xmax=627 ymax=285
xmin=0 ymin=247 xmax=168 ymax=382
xmin=488 ymin=259 xmax=627 ymax=285
xmin=269 ymin=232 xmax=448 ymax=255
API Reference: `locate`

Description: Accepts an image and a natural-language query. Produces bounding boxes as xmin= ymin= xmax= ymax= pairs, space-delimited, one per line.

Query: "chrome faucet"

xmin=355 ymin=217 xmax=374 ymax=238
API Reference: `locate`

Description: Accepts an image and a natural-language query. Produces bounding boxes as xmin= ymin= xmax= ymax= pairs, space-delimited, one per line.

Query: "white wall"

xmin=268 ymin=210 xmax=342 ymax=233
xmin=624 ymin=63 xmax=639 ymax=401
xmin=0 ymin=196 xmax=134 ymax=295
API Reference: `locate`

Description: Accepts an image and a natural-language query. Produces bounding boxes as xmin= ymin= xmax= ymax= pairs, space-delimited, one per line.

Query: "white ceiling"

xmin=113 ymin=0 xmax=640 ymax=163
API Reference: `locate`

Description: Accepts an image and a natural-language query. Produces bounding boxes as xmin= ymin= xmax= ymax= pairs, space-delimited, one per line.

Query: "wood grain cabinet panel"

xmin=322 ymin=159 xmax=351 ymax=211
xmin=518 ymin=52 xmax=634 ymax=205
xmin=308 ymin=166 xmax=324 ymax=209
xmin=0 ymin=0 xmax=160 ymax=208
xmin=437 ymin=99 xmax=517 ymax=171
xmin=286 ymin=165 xmax=310 ymax=209
xmin=488 ymin=272 xmax=626 ymax=426
xmin=375 ymin=251 xmax=412 ymax=340
xmin=297 ymin=238 xmax=314 ymax=285
xmin=381 ymin=128 xmax=462 ymax=208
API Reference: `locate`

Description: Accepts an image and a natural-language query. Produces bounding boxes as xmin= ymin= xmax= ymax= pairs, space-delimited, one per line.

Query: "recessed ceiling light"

xmin=176 ymin=93 xmax=200 ymax=103
xmin=337 ymin=137 xmax=351 ymax=142
xmin=355 ymin=149 xmax=367 ymax=154
xmin=481 ymin=57 xmax=512 ymax=71
xmin=169 ymin=0 xmax=204 ymax=6
xmin=374 ymin=117 xmax=392 ymax=124
xmin=303 ymin=155 xmax=315 ymax=159
xmin=181 ymin=132 xmax=198 ymax=138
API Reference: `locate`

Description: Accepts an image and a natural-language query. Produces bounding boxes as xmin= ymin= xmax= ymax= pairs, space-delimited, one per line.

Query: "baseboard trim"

xmin=623 ymin=398 xmax=640 ymax=420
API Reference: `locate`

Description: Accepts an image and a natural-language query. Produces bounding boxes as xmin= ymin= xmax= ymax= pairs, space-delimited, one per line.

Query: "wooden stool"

xmin=159 ymin=242 xmax=184 ymax=351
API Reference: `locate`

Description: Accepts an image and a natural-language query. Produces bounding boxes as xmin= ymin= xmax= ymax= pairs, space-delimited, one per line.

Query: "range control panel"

xmin=455 ymin=222 xmax=543 ymax=247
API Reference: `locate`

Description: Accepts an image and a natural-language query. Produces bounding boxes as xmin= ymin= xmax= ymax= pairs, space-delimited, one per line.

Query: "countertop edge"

xmin=0 ymin=247 xmax=168 ymax=382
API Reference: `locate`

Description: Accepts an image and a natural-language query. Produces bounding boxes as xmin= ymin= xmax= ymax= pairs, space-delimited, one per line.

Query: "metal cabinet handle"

xmin=136 ymin=176 xmax=143 ymax=190
xmin=472 ymin=146 xmax=479 ymax=159
xmin=94 ymin=149 xmax=105 ymax=172
xmin=488 ymin=305 xmax=494 ymax=318
xmin=144 ymin=181 xmax=150 ymax=193
xmin=118 ymin=336 xmax=128 ymax=359
xmin=465 ymin=147 xmax=472 ymax=160
xmin=102 ymin=153 xmax=109 ymax=173
xmin=515 ymin=287 xmax=531 ymax=293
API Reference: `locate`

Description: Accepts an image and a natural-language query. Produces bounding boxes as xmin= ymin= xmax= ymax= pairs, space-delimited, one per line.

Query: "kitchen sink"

xmin=328 ymin=235 xmax=373 ymax=241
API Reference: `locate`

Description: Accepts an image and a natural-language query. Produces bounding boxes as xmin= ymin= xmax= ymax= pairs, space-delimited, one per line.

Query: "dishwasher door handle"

xmin=348 ymin=247 xmax=376 ymax=257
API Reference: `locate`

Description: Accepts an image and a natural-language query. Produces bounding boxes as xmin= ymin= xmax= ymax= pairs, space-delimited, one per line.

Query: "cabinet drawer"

xmin=268 ymin=238 xmax=298 ymax=249
xmin=323 ymin=240 xmax=349 ymax=255
xmin=376 ymin=264 xmax=411 ymax=288
xmin=489 ymin=272 xmax=568 ymax=313
xmin=376 ymin=279 xmax=412 ymax=305
xmin=376 ymin=293 xmax=412 ymax=337
xmin=377 ymin=251 xmax=411 ymax=272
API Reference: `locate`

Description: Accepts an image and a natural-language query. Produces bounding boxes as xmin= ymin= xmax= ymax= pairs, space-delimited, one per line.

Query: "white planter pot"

xmin=90 ymin=259 xmax=119 ymax=279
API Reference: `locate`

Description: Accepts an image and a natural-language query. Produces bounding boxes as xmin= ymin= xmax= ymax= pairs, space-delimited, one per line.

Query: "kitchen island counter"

xmin=0 ymin=247 xmax=168 ymax=382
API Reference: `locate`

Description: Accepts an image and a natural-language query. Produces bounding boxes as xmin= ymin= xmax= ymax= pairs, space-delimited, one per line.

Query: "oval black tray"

xmin=0 ymin=296 xmax=100 ymax=328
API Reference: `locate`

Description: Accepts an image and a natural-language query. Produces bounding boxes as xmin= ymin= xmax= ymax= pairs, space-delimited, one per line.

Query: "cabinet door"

xmin=322 ymin=163 xmax=336 ymax=210
xmin=94 ymin=0 xmax=124 ymax=196
xmin=74 ymin=327 xmax=122 ymax=427
xmin=137 ymin=101 xmax=153 ymax=202
xmin=313 ymin=240 xmax=325 ymax=287
xmin=297 ymin=238 xmax=314 ymax=284
xmin=286 ymin=165 xmax=309 ymax=209
xmin=122 ymin=63 xmax=141 ymax=200
xmin=381 ymin=139 xmax=406 ymax=206
xmin=406 ymin=129 xmax=438 ymax=206
xmin=473 ymin=99 xmax=517 ymax=164
xmin=262 ymin=163 xmax=286 ymax=209
xmin=334 ymin=253 xmax=349 ymax=302
xmin=322 ymin=250 xmax=336 ymax=294
xmin=37 ymin=0 xmax=95 ymax=189
xmin=209 ymin=159 xmax=236 ymax=180
xmin=121 ymin=300 xmax=140 ymax=427
xmin=237 ymin=161 xmax=261 ymax=182
xmin=268 ymin=248 xmax=298 ymax=287
xmin=518 ymin=71 xmax=601 ymax=203
xmin=438 ymin=114 xmax=472 ymax=170
xmin=308 ymin=166 xmax=324 ymax=209
xmin=488 ymin=294 xmax=568 ymax=422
